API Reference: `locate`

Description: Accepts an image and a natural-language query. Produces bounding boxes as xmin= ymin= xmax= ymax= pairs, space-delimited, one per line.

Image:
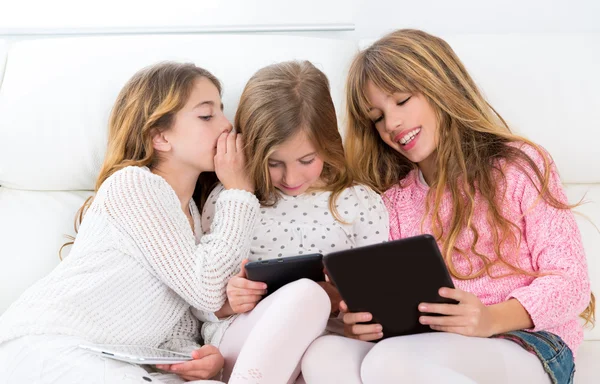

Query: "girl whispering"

xmin=0 ymin=62 xmax=256 ymax=383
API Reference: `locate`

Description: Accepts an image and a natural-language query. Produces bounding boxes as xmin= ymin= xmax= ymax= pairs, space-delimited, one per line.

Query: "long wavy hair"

xmin=345 ymin=29 xmax=595 ymax=325
xmin=60 ymin=62 xmax=221 ymax=258
xmin=235 ymin=60 xmax=353 ymax=221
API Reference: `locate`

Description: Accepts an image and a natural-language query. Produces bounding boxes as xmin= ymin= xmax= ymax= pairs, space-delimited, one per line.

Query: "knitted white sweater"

xmin=0 ymin=166 xmax=259 ymax=353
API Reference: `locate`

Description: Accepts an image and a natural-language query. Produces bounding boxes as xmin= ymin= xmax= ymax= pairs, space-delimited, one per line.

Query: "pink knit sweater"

xmin=383 ymin=144 xmax=591 ymax=357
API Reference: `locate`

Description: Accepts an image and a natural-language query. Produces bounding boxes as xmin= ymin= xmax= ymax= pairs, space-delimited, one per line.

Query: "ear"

xmin=151 ymin=128 xmax=171 ymax=153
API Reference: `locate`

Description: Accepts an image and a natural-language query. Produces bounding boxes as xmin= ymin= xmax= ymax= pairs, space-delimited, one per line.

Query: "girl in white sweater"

xmin=0 ymin=62 xmax=258 ymax=383
xmin=200 ymin=61 xmax=389 ymax=383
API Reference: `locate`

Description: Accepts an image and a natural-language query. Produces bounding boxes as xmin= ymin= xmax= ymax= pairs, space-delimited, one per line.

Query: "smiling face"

xmin=365 ymin=80 xmax=438 ymax=169
xmin=163 ymin=76 xmax=232 ymax=173
xmin=267 ymin=130 xmax=325 ymax=196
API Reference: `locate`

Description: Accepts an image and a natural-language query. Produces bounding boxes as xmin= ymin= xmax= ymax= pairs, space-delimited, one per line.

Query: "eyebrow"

xmin=269 ymin=152 xmax=317 ymax=162
xmin=193 ymin=100 xmax=224 ymax=110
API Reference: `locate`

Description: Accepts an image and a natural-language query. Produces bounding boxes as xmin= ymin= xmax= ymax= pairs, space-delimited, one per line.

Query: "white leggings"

xmin=301 ymin=333 xmax=551 ymax=384
xmin=219 ymin=279 xmax=330 ymax=384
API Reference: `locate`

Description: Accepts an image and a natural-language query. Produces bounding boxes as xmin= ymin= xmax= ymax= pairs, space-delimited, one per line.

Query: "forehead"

xmin=270 ymin=131 xmax=316 ymax=159
xmin=186 ymin=77 xmax=220 ymax=106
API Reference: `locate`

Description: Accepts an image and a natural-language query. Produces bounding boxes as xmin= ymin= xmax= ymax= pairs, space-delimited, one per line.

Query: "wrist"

xmin=486 ymin=305 xmax=503 ymax=336
xmin=487 ymin=299 xmax=534 ymax=336
xmin=215 ymin=300 xmax=234 ymax=319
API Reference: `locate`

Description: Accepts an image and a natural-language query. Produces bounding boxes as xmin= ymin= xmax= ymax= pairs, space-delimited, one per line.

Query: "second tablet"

xmin=245 ymin=254 xmax=326 ymax=296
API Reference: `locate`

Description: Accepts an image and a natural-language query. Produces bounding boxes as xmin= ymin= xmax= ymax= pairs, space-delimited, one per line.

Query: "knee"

xmin=302 ymin=336 xmax=351 ymax=380
xmin=360 ymin=339 xmax=414 ymax=382
xmin=280 ymin=278 xmax=330 ymax=317
xmin=303 ymin=335 xmax=347 ymax=364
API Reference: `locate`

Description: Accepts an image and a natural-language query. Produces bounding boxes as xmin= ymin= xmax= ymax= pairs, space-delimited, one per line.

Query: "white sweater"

xmin=0 ymin=166 xmax=259 ymax=353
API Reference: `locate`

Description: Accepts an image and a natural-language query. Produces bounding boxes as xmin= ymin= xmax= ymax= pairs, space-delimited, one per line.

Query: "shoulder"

xmin=337 ymin=184 xmax=383 ymax=207
xmin=97 ymin=166 xmax=177 ymax=208
xmin=100 ymin=166 xmax=164 ymax=192
xmin=504 ymin=141 xmax=555 ymax=174
xmin=501 ymin=141 xmax=560 ymax=189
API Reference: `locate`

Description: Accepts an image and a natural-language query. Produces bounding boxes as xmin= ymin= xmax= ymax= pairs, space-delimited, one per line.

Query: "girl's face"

xmin=163 ymin=76 xmax=232 ymax=173
xmin=365 ymin=81 xmax=438 ymax=168
xmin=268 ymin=131 xmax=324 ymax=196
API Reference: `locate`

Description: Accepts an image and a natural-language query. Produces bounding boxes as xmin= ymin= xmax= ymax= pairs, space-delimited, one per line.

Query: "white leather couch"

xmin=0 ymin=33 xmax=598 ymax=382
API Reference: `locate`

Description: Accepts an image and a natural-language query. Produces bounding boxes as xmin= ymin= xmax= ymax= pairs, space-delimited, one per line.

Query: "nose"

xmin=221 ymin=115 xmax=233 ymax=134
xmin=282 ymin=169 xmax=300 ymax=187
xmin=385 ymin=114 xmax=402 ymax=133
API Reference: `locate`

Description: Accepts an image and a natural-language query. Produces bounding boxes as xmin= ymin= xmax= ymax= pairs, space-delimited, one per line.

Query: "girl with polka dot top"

xmin=200 ymin=60 xmax=389 ymax=383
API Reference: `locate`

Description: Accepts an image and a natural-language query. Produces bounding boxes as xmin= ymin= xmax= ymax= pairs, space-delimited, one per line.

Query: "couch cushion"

xmin=574 ymin=340 xmax=600 ymax=383
xmin=0 ymin=188 xmax=92 ymax=313
xmin=0 ymin=35 xmax=357 ymax=191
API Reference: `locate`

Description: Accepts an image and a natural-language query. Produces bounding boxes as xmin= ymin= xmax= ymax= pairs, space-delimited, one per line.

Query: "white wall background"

xmin=1 ymin=0 xmax=598 ymax=42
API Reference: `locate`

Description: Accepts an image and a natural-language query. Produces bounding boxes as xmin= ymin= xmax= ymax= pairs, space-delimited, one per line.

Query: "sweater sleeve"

xmin=100 ymin=167 xmax=259 ymax=312
xmin=159 ymin=309 xmax=203 ymax=354
xmin=507 ymin=148 xmax=591 ymax=331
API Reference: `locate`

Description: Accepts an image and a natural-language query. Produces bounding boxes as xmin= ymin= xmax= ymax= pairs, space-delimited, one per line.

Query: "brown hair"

xmin=345 ymin=29 xmax=594 ymax=325
xmin=60 ymin=62 xmax=221 ymax=257
xmin=235 ymin=60 xmax=353 ymax=220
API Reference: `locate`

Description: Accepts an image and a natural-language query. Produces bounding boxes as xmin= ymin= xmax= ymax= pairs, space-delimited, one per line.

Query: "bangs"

xmin=349 ymin=47 xmax=417 ymax=121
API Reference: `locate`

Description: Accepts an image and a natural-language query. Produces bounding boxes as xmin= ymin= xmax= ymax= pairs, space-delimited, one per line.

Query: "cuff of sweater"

xmin=507 ymin=288 xmax=546 ymax=332
xmin=213 ymin=189 xmax=259 ymax=244
xmin=160 ymin=338 xmax=202 ymax=354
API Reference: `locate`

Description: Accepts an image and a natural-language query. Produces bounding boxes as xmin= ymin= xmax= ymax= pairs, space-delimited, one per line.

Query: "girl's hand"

xmin=155 ymin=345 xmax=224 ymax=381
xmin=214 ymin=131 xmax=254 ymax=193
xmin=418 ymin=287 xmax=496 ymax=337
xmin=227 ymin=259 xmax=267 ymax=314
xmin=340 ymin=300 xmax=383 ymax=341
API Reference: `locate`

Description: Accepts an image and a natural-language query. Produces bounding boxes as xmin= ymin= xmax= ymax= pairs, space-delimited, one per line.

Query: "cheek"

xmin=308 ymin=161 xmax=324 ymax=179
xmin=375 ymin=126 xmax=394 ymax=147
xmin=268 ymin=168 xmax=281 ymax=183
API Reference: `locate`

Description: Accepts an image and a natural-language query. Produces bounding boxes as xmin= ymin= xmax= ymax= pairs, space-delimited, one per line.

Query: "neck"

xmin=418 ymin=154 xmax=436 ymax=186
xmin=150 ymin=162 xmax=199 ymax=212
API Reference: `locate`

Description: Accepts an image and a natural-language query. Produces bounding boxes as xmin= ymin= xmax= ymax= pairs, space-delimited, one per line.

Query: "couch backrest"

xmin=0 ymin=34 xmax=357 ymax=312
xmin=1 ymin=32 xmax=599 ymax=341
xmin=0 ymin=40 xmax=6 ymax=88
xmin=0 ymin=35 xmax=357 ymax=191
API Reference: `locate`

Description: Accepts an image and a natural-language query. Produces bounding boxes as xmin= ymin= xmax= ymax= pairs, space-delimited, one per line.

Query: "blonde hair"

xmin=235 ymin=60 xmax=353 ymax=221
xmin=60 ymin=62 xmax=221 ymax=257
xmin=345 ymin=29 xmax=594 ymax=325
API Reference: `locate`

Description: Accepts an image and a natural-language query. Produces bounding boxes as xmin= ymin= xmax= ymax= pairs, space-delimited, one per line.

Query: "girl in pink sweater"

xmin=301 ymin=29 xmax=594 ymax=384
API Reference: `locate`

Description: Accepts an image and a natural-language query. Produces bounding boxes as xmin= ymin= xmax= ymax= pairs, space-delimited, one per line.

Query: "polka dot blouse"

xmin=202 ymin=183 xmax=389 ymax=263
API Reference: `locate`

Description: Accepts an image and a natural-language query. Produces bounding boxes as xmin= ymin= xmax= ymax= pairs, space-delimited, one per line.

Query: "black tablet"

xmin=245 ymin=254 xmax=325 ymax=296
xmin=323 ymin=234 xmax=456 ymax=339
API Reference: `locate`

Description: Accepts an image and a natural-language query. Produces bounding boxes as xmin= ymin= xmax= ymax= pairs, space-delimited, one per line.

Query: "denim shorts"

xmin=492 ymin=330 xmax=575 ymax=384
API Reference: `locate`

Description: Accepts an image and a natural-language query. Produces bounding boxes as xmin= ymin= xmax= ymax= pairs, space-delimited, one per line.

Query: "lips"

xmin=281 ymin=184 xmax=303 ymax=191
xmin=394 ymin=127 xmax=421 ymax=145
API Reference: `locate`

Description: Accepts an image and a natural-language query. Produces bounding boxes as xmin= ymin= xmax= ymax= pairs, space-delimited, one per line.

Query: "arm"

xmin=157 ymin=312 xmax=224 ymax=380
xmin=101 ymin=167 xmax=259 ymax=312
xmin=159 ymin=309 xmax=203 ymax=354
xmin=507 ymin=154 xmax=591 ymax=331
